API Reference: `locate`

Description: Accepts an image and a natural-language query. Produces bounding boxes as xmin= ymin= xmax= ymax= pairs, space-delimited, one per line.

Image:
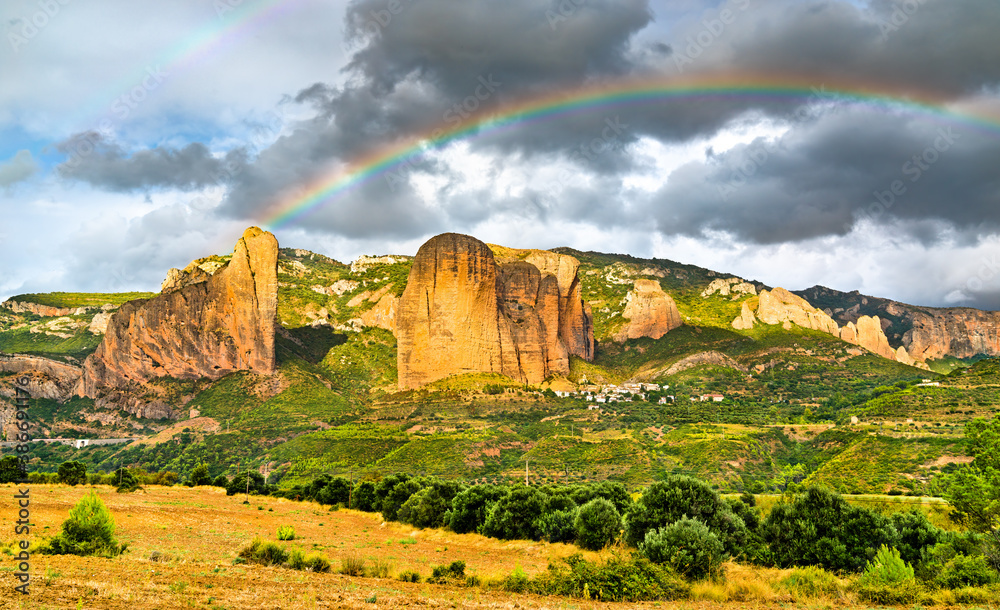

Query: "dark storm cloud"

xmin=645 ymin=108 xmax=1000 ymax=244
xmin=55 ymin=132 xmax=248 ymax=192
xmin=679 ymin=0 xmax=1000 ymax=96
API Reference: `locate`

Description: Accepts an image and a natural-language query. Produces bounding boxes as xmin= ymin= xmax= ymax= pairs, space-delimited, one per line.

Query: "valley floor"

xmin=0 ymin=486 xmax=986 ymax=609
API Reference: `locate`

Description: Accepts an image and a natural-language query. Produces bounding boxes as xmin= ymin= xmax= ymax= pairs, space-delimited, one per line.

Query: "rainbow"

xmin=260 ymin=73 xmax=1000 ymax=230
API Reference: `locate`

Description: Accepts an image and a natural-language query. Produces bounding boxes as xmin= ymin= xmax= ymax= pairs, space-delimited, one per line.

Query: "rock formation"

xmin=360 ymin=293 xmax=398 ymax=332
xmin=1 ymin=299 xmax=99 ymax=317
xmin=755 ymin=288 xmax=841 ymax=335
xmin=614 ymin=279 xmax=682 ymax=342
xmin=663 ymin=351 xmax=748 ymax=376
xmin=903 ymin=308 xmax=1000 ymax=361
xmin=732 ymin=287 xmax=925 ymax=368
xmin=77 ymin=227 xmax=279 ymax=409
xmin=396 ymin=234 xmax=593 ymax=389
xmin=701 ymin=277 xmax=757 ymax=298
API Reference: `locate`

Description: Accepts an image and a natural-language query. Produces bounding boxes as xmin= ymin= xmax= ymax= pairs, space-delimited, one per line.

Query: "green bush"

xmin=531 ymin=553 xmax=689 ymax=602
xmin=40 ymin=491 xmax=126 ymax=557
xmin=482 ymin=486 xmax=547 ymax=541
xmin=447 ymin=484 xmax=505 ymax=534
xmin=0 ymin=455 xmax=24 ymax=484
xmin=639 ymin=517 xmax=725 ymax=581
xmin=936 ymin=553 xmax=999 ymax=589
xmin=352 ymin=481 xmax=378 ymax=511
xmin=304 ymin=552 xmax=332 ymax=573
xmin=238 ymin=537 xmax=288 ymax=566
xmin=398 ymin=570 xmax=421 ymax=583
xmin=859 ymin=545 xmax=914 ymax=586
xmin=57 ymin=461 xmax=87 ymax=486
xmin=226 ymin=471 xmax=266 ymax=497
xmin=287 ymin=548 xmax=306 ymax=570
xmin=536 ymin=508 xmax=578 ymax=544
xmin=212 ymin=474 xmax=229 ymax=488
xmin=624 ymin=476 xmax=746 ymax=554
xmin=428 ymin=560 xmax=466 ymax=583
xmin=276 ymin=525 xmax=295 ymax=541
xmin=574 ymin=498 xmax=620 ymax=551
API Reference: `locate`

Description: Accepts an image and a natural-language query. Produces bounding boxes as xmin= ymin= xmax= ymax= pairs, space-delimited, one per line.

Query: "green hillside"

xmin=4 ymin=244 xmax=997 ymax=497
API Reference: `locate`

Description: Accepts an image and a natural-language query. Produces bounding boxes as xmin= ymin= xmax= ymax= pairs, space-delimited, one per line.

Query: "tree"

xmin=762 ymin=486 xmax=897 ymax=572
xmin=482 ymin=486 xmax=548 ymax=541
xmin=114 ymin=468 xmax=141 ymax=494
xmin=58 ymin=461 xmax=88 ymax=486
xmin=225 ymin=471 xmax=265 ymax=497
xmin=380 ymin=478 xmax=425 ymax=521
xmin=640 ymin=517 xmax=725 ymax=580
xmin=212 ymin=474 xmax=229 ymax=488
xmin=624 ymin=475 xmax=747 ymax=554
xmin=41 ymin=491 xmax=126 ymax=557
xmin=0 ymin=455 xmax=24 ymax=484
xmin=944 ymin=416 xmax=1000 ymax=568
xmin=575 ymin=498 xmax=621 ymax=551
xmin=447 ymin=484 xmax=506 ymax=534
xmin=189 ymin=464 xmax=212 ymax=486
xmin=352 ymin=481 xmax=378 ymax=511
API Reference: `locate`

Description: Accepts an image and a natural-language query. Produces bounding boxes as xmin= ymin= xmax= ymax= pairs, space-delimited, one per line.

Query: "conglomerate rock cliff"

xmin=614 ymin=279 xmax=682 ymax=342
xmin=76 ymin=227 xmax=279 ymax=413
xmin=396 ymin=233 xmax=594 ymax=389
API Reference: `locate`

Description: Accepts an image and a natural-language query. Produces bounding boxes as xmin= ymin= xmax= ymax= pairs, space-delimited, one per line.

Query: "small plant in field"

xmin=168 ymin=580 xmax=188 ymax=594
xmin=340 ymin=551 xmax=365 ymax=576
xmin=857 ymin=545 xmax=922 ymax=605
xmin=369 ymin=557 xmax=393 ymax=578
xmin=40 ymin=491 xmax=127 ymax=557
xmin=398 ymin=570 xmax=421 ymax=583
xmin=276 ymin=525 xmax=295 ymax=541
xmin=238 ymin=537 xmax=288 ymax=566
xmin=287 ymin=548 xmax=306 ymax=570
xmin=304 ymin=552 xmax=331 ymax=572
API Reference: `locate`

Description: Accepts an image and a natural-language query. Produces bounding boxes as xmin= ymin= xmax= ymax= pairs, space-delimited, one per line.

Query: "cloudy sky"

xmin=2 ymin=0 xmax=999 ymax=309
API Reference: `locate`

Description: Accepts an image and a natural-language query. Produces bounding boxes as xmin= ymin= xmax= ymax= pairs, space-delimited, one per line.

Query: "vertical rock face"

xmin=614 ymin=279 xmax=682 ymax=341
xmin=78 ymin=227 xmax=279 ymax=400
xmin=524 ymin=251 xmax=595 ymax=361
xmin=396 ymin=233 xmax=594 ymax=389
xmin=903 ymin=308 xmax=1000 ymax=361
xmin=360 ymin=293 xmax=398 ymax=332
xmin=755 ymin=288 xmax=841 ymax=335
xmin=849 ymin=315 xmax=896 ymax=360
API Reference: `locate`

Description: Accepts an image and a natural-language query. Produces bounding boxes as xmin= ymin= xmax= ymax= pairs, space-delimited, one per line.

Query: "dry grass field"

xmin=0 ymin=485 xmax=985 ymax=609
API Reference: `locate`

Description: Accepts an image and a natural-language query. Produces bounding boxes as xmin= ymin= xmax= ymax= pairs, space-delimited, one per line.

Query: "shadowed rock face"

xmin=77 ymin=227 xmax=278 ymax=409
xmin=396 ymin=233 xmax=594 ymax=389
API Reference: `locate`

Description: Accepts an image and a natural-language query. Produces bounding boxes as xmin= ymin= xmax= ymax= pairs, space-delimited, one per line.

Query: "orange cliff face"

xmin=395 ymin=233 xmax=594 ymax=390
xmin=76 ymin=227 xmax=279 ymax=414
xmin=614 ymin=279 xmax=682 ymax=342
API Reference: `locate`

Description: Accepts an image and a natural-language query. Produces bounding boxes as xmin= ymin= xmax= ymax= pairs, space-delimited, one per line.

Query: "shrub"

xmin=113 ymin=468 xmax=141 ymax=493
xmin=859 ymin=545 xmax=914 ymax=586
xmin=398 ymin=570 xmax=421 ymax=583
xmin=340 ymin=551 xmax=365 ymax=576
xmin=779 ymin=565 xmax=841 ymax=599
xmin=397 ymin=481 xmax=465 ymax=529
xmin=212 ymin=474 xmax=229 ymax=488
xmin=40 ymin=491 xmax=126 ymax=557
xmin=624 ymin=476 xmax=746 ymax=554
xmin=352 ymin=481 xmax=378 ymax=511
xmin=0 ymin=455 xmax=24 ymax=484
xmin=936 ymin=553 xmax=999 ymax=589
xmin=276 ymin=525 xmax=295 ymax=541
xmin=189 ymin=464 xmax=212 ymax=487
xmin=309 ymin=474 xmax=351 ymax=506
xmin=536 ymin=508 xmax=578 ymax=544
xmin=378 ymin=477 xmax=424 ymax=522
xmin=889 ymin=509 xmax=945 ymax=566
xmin=640 ymin=518 xmax=725 ymax=581
xmin=574 ymin=498 xmax=621 ymax=551
xmin=533 ymin=553 xmax=689 ymax=602
xmin=57 ymin=461 xmax=87 ymax=486
xmin=761 ymin=487 xmax=896 ymax=572
xmin=304 ymin=552 xmax=331 ymax=572
xmin=238 ymin=537 xmax=288 ymax=566
xmin=482 ymin=486 xmax=548 ymax=541
xmin=428 ymin=560 xmax=466 ymax=583
xmin=287 ymin=548 xmax=306 ymax=570
xmin=447 ymin=484 xmax=505 ymax=534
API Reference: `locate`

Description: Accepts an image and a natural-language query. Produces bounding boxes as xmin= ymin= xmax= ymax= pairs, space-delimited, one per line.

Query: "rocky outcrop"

xmin=1 ymin=300 xmax=90 ymax=317
xmin=732 ymin=301 xmax=756 ymax=330
xmin=614 ymin=279 xmax=682 ymax=342
xmin=77 ymin=227 xmax=278 ymax=406
xmin=396 ymin=234 xmax=594 ymax=389
xmin=0 ymin=354 xmax=82 ymax=401
xmin=755 ymin=288 xmax=841 ymax=335
xmin=701 ymin=277 xmax=757 ymax=298
xmin=360 ymin=293 xmax=398 ymax=332
xmin=664 ymin=351 xmax=748 ymax=376
xmin=161 ymin=258 xmax=227 ymax=292
xmin=733 ymin=288 xmax=925 ymax=368
xmin=840 ymin=315 xmax=896 ymax=360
